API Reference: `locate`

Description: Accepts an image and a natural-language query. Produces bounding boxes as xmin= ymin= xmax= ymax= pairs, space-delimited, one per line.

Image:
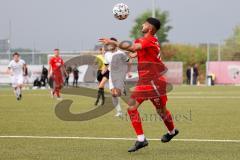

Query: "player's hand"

xmin=7 ymin=70 xmax=13 ymax=76
xmin=65 ymin=72 xmax=69 ymax=77
xmin=101 ymin=69 xmax=106 ymax=75
xmin=48 ymin=74 xmax=51 ymax=79
xmin=127 ymin=72 xmax=132 ymax=78
xmin=99 ymin=38 xmax=115 ymax=45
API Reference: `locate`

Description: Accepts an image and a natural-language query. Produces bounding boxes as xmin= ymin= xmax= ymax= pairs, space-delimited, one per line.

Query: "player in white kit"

xmin=104 ymin=38 xmax=132 ymax=117
xmin=7 ymin=52 xmax=27 ymax=100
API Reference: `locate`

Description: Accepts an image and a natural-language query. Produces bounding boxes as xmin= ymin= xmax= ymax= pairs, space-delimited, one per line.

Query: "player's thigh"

xmin=127 ymin=97 xmax=145 ymax=110
xmin=54 ymin=75 xmax=64 ymax=88
xmin=11 ymin=76 xmax=18 ymax=88
xmin=99 ymin=77 xmax=108 ymax=88
xmin=150 ymin=95 xmax=168 ymax=114
xmin=17 ymin=76 xmax=24 ymax=86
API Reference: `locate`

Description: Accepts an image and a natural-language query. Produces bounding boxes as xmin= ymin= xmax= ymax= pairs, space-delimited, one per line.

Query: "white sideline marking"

xmin=170 ymin=96 xmax=240 ymax=99
xmin=0 ymin=94 xmax=240 ymax=99
xmin=0 ymin=136 xmax=240 ymax=143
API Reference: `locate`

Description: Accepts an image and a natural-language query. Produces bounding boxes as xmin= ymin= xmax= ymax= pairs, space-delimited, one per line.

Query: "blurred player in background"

xmin=95 ymin=47 xmax=109 ymax=106
xmin=64 ymin=66 xmax=72 ymax=87
xmin=48 ymin=49 xmax=67 ymax=100
xmin=100 ymin=17 xmax=178 ymax=152
xmin=41 ymin=65 xmax=48 ymax=85
xmin=72 ymin=65 xmax=79 ymax=87
xmin=104 ymin=37 xmax=132 ymax=117
xmin=7 ymin=52 xmax=27 ymax=100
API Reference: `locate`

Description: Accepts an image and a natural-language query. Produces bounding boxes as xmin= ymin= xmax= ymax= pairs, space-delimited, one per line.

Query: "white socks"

xmin=168 ymin=129 xmax=176 ymax=135
xmin=15 ymin=87 xmax=21 ymax=97
xmin=137 ymin=134 xmax=145 ymax=142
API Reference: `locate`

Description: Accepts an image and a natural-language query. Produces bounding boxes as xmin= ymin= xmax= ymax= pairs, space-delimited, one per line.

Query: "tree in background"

xmin=130 ymin=9 xmax=172 ymax=43
xmin=161 ymin=44 xmax=207 ymax=83
xmin=223 ymin=25 xmax=240 ymax=60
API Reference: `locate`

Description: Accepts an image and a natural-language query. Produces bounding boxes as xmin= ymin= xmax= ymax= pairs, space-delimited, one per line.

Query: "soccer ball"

xmin=112 ymin=3 xmax=129 ymax=20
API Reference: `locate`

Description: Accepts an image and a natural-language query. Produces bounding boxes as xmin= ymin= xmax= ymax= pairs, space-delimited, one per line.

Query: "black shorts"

xmin=97 ymin=70 xmax=109 ymax=82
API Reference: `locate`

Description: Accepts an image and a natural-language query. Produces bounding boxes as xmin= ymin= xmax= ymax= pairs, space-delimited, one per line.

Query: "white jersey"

xmin=104 ymin=50 xmax=129 ymax=90
xmin=104 ymin=50 xmax=129 ymax=72
xmin=8 ymin=59 xmax=25 ymax=76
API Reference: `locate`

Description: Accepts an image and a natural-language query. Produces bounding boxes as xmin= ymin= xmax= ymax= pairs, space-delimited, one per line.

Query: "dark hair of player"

xmin=110 ymin=37 xmax=118 ymax=42
xmin=54 ymin=48 xmax=60 ymax=51
xmin=12 ymin=52 xmax=20 ymax=57
xmin=146 ymin=17 xmax=161 ymax=31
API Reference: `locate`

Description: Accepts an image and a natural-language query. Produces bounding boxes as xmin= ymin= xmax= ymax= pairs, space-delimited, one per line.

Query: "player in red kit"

xmin=99 ymin=17 xmax=179 ymax=152
xmin=48 ymin=49 xmax=67 ymax=100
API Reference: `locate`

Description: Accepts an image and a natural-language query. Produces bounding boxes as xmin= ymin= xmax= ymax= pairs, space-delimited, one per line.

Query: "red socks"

xmin=128 ymin=108 xmax=144 ymax=135
xmin=161 ymin=110 xmax=175 ymax=132
xmin=54 ymin=87 xmax=60 ymax=97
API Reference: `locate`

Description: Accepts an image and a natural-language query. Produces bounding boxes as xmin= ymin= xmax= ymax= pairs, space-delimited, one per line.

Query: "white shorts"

xmin=109 ymin=77 xmax=125 ymax=92
xmin=11 ymin=75 xmax=24 ymax=87
xmin=23 ymin=76 xmax=29 ymax=84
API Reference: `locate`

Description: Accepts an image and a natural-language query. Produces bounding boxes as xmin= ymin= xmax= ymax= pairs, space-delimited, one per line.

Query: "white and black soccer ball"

xmin=112 ymin=3 xmax=129 ymax=20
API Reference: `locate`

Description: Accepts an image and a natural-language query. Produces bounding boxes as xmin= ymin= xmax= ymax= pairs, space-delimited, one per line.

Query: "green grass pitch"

xmin=0 ymin=85 xmax=240 ymax=160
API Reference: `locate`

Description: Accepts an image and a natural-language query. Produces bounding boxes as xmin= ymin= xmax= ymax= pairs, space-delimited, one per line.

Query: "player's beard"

xmin=141 ymin=27 xmax=149 ymax=34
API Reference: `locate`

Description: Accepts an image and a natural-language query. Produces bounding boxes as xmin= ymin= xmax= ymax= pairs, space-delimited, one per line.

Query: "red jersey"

xmin=131 ymin=35 xmax=167 ymax=100
xmin=49 ymin=56 xmax=64 ymax=75
xmin=134 ymin=35 xmax=166 ymax=78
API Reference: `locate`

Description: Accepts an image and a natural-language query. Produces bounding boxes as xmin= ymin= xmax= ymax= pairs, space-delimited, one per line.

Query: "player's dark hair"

xmin=146 ymin=17 xmax=161 ymax=31
xmin=54 ymin=48 xmax=60 ymax=51
xmin=110 ymin=37 xmax=118 ymax=42
xmin=12 ymin=52 xmax=20 ymax=57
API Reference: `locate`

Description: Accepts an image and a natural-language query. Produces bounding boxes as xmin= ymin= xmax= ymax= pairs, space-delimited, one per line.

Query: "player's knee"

xmin=127 ymin=98 xmax=140 ymax=111
xmin=111 ymin=88 xmax=121 ymax=97
xmin=158 ymin=107 xmax=167 ymax=117
xmin=127 ymin=105 xmax=136 ymax=111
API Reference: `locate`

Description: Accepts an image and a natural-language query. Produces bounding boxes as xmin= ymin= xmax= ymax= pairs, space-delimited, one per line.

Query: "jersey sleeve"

xmin=61 ymin=58 xmax=64 ymax=65
xmin=139 ymin=38 xmax=151 ymax=49
xmin=135 ymin=38 xmax=152 ymax=49
xmin=21 ymin=59 xmax=26 ymax=65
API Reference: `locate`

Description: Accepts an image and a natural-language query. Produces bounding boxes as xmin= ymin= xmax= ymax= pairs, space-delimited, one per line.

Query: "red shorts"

xmin=135 ymin=95 xmax=167 ymax=106
xmin=53 ymin=73 xmax=64 ymax=87
xmin=130 ymin=76 xmax=168 ymax=108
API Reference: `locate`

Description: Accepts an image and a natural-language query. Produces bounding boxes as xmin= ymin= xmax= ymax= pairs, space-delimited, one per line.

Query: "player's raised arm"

xmin=128 ymin=52 xmax=137 ymax=58
xmin=99 ymin=38 xmax=142 ymax=52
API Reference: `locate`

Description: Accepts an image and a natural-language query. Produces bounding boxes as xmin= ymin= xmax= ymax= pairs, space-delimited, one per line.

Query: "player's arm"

xmin=60 ymin=59 xmax=68 ymax=76
xmin=62 ymin=65 xmax=68 ymax=77
xmin=48 ymin=62 xmax=52 ymax=79
xmin=99 ymin=38 xmax=142 ymax=52
xmin=22 ymin=61 xmax=27 ymax=76
xmin=128 ymin=52 xmax=137 ymax=58
xmin=7 ymin=67 xmax=12 ymax=75
xmin=7 ymin=62 xmax=13 ymax=75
